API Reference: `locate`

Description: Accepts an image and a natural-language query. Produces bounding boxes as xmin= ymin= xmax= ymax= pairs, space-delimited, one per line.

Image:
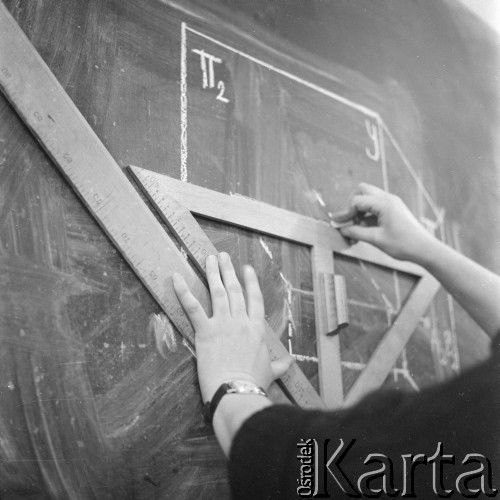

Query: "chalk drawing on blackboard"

xmin=364 ymin=119 xmax=381 ymax=163
xmin=179 ymin=21 xmax=460 ymax=386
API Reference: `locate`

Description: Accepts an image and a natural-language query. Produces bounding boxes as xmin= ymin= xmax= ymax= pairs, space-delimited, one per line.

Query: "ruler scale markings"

xmin=0 ymin=5 xmax=323 ymax=409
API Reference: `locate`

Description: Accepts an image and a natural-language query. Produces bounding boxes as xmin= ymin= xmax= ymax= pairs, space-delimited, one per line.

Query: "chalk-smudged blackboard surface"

xmin=0 ymin=0 xmax=498 ymax=497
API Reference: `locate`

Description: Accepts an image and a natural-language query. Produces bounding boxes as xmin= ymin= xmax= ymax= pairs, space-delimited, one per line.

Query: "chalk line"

xmin=180 ymin=22 xmax=188 ymax=182
xmin=185 ymin=24 xmax=380 ymax=120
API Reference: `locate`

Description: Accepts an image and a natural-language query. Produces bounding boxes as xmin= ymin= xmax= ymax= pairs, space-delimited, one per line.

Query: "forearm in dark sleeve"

xmin=228 ymin=404 xmax=336 ymax=499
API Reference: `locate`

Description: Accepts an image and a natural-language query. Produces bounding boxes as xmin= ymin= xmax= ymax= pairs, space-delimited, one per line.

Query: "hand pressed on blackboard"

xmin=333 ymin=182 xmax=433 ymax=262
xmin=172 ymin=253 xmax=290 ymax=401
xmin=172 ymin=252 xmax=293 ymax=456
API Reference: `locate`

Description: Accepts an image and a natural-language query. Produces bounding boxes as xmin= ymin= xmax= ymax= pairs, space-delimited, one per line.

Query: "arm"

xmin=172 ymin=253 xmax=291 ymax=457
xmin=415 ymin=238 xmax=500 ymax=338
xmin=334 ymin=183 xmax=500 ymax=339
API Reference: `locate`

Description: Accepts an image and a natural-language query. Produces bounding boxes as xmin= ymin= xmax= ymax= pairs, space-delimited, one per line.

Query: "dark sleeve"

xmin=228 ymin=404 xmax=316 ymax=499
xmin=229 ymin=334 xmax=500 ymax=499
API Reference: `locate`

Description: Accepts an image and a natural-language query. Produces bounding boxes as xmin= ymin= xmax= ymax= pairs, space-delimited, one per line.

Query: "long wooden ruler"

xmin=0 ymin=4 xmax=324 ymax=409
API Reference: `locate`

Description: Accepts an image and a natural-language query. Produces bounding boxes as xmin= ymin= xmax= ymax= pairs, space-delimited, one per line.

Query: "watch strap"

xmin=202 ymin=380 xmax=267 ymax=424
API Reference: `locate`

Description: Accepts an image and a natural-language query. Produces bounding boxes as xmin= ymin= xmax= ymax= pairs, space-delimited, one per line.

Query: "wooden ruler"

xmin=0 ymin=4 xmax=324 ymax=409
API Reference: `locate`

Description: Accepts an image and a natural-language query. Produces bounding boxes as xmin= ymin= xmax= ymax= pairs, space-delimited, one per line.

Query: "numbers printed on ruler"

xmin=191 ymin=48 xmax=229 ymax=103
xmin=1 ymin=62 xmax=77 ymax=169
xmin=1 ymin=67 xmax=12 ymax=79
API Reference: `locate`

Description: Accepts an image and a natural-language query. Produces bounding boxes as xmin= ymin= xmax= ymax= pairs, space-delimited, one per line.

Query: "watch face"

xmin=227 ymin=380 xmax=263 ymax=395
xmin=228 ymin=380 xmax=256 ymax=391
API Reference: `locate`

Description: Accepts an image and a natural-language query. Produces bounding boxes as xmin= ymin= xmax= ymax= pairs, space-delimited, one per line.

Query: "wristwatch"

xmin=202 ymin=380 xmax=268 ymax=424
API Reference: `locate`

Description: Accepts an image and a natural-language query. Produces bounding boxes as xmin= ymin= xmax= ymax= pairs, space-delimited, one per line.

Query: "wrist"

xmin=212 ymin=393 xmax=272 ymax=455
xmin=203 ymin=379 xmax=268 ymax=424
xmin=215 ymin=392 xmax=271 ymax=421
xmin=200 ymin=372 xmax=262 ymax=402
xmin=214 ymin=393 xmax=273 ymax=416
xmin=411 ymin=236 xmax=448 ymax=270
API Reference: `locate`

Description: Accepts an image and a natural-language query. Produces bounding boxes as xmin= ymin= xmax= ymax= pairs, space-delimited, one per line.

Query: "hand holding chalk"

xmin=332 ymin=183 xmax=434 ymax=262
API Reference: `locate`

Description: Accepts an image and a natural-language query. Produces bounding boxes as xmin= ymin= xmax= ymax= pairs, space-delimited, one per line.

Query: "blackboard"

xmin=0 ymin=0 xmax=498 ymax=497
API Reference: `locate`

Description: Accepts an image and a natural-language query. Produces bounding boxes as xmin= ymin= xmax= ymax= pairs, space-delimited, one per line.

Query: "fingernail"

xmin=172 ymin=272 xmax=182 ymax=284
xmin=218 ymin=252 xmax=229 ymax=262
xmin=331 ymin=209 xmax=349 ymax=220
xmin=206 ymin=254 xmax=216 ymax=265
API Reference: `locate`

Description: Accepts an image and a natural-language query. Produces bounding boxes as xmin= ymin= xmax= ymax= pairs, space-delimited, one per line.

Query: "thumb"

xmin=340 ymin=225 xmax=379 ymax=245
xmin=331 ymin=207 xmax=356 ymax=223
xmin=270 ymin=355 xmax=295 ymax=380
